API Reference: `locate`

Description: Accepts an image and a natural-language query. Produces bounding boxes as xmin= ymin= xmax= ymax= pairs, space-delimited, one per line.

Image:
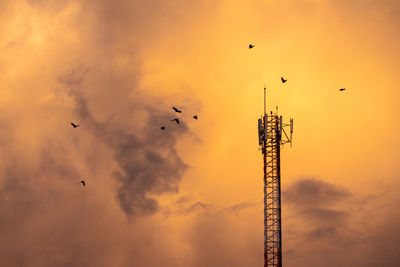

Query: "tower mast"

xmin=258 ymin=87 xmax=293 ymax=267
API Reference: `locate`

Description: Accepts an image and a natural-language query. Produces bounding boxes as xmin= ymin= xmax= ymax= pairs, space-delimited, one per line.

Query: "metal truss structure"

xmin=258 ymin=88 xmax=293 ymax=267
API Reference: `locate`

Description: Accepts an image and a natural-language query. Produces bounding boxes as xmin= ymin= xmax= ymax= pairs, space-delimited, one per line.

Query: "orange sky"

xmin=1 ymin=0 xmax=400 ymax=266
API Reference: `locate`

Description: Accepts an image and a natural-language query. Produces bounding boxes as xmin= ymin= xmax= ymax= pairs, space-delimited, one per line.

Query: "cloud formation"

xmin=0 ymin=0 xmax=207 ymax=265
xmin=58 ymin=66 xmax=189 ymax=217
xmin=283 ymin=178 xmax=400 ymax=267
xmin=1 ymin=0 xmax=400 ymax=266
xmin=285 ymin=178 xmax=351 ymax=207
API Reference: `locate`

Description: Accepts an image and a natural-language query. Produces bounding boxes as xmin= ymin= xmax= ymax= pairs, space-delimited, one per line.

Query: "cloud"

xmin=0 ymin=0 xmax=211 ymax=265
xmin=1 ymin=0 xmax=400 ymax=266
xmin=284 ymin=178 xmax=351 ymax=207
xmin=222 ymin=201 xmax=258 ymax=215
xmin=301 ymin=207 xmax=348 ymax=223
xmin=57 ymin=65 xmax=190 ymax=218
xmin=162 ymin=192 xmax=258 ymax=218
xmin=175 ymin=193 xmax=197 ymax=205
xmin=283 ymin=178 xmax=400 ymax=266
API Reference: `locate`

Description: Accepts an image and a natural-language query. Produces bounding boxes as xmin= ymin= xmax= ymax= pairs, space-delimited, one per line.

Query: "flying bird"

xmin=249 ymin=44 xmax=255 ymax=49
xmin=193 ymin=115 xmax=198 ymax=120
xmin=172 ymin=107 xmax=182 ymax=113
xmin=71 ymin=122 xmax=80 ymax=128
xmin=80 ymin=180 xmax=86 ymax=187
xmin=281 ymin=77 xmax=287 ymax=83
xmin=339 ymin=88 xmax=346 ymax=91
xmin=171 ymin=118 xmax=180 ymax=124
xmin=161 ymin=126 xmax=166 ymax=131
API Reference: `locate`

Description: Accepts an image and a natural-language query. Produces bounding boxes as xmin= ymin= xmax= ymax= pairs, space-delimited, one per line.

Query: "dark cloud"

xmin=175 ymin=193 xmax=197 ymax=205
xmin=173 ymin=201 xmax=213 ymax=216
xmin=0 ymin=61 xmax=189 ymax=267
xmin=308 ymin=226 xmax=338 ymax=239
xmin=301 ymin=207 xmax=348 ymax=223
xmin=1 ymin=0 xmax=400 ymax=266
xmin=222 ymin=201 xmax=258 ymax=215
xmin=284 ymin=178 xmax=351 ymax=207
xmin=283 ymin=178 xmax=400 ymax=267
xmin=162 ymin=202 xmax=211 ymax=218
xmin=58 ymin=66 xmax=189 ymax=218
xmin=0 ymin=0 xmax=214 ymax=265
xmin=162 ymin=197 xmax=256 ymax=218
xmin=284 ymin=178 xmax=354 ymax=239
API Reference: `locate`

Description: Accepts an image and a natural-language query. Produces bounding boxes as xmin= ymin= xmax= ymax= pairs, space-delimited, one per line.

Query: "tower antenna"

xmin=264 ymin=85 xmax=266 ymax=115
xmin=257 ymin=86 xmax=293 ymax=267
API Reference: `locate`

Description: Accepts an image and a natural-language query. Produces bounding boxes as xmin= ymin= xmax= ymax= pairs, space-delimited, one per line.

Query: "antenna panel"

xmin=290 ymin=118 xmax=293 ymax=134
xmin=258 ymin=118 xmax=263 ymax=145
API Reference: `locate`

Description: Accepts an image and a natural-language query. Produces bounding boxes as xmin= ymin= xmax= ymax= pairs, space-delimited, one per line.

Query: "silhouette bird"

xmin=161 ymin=126 xmax=166 ymax=131
xmin=171 ymin=118 xmax=180 ymax=124
xmin=281 ymin=77 xmax=287 ymax=83
xmin=339 ymin=88 xmax=346 ymax=91
xmin=80 ymin=180 xmax=86 ymax=187
xmin=249 ymin=44 xmax=255 ymax=49
xmin=193 ymin=115 xmax=198 ymax=120
xmin=71 ymin=122 xmax=80 ymax=128
xmin=172 ymin=107 xmax=182 ymax=113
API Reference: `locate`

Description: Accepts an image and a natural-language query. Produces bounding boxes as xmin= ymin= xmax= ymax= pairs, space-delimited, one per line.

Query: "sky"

xmin=0 ymin=0 xmax=400 ymax=266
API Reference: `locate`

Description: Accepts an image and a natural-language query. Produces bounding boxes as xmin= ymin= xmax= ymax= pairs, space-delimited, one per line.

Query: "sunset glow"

xmin=1 ymin=1 xmax=399 ymax=266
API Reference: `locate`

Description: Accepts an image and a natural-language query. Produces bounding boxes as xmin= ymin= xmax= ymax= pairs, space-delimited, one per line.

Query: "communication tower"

xmin=258 ymin=87 xmax=293 ymax=267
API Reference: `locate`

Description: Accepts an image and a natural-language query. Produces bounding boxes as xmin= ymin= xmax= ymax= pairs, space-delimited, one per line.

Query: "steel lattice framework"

xmin=258 ymin=87 xmax=293 ymax=267
xmin=262 ymin=113 xmax=282 ymax=267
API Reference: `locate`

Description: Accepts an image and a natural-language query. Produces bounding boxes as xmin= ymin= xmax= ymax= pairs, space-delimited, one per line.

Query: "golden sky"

xmin=1 ymin=0 xmax=400 ymax=266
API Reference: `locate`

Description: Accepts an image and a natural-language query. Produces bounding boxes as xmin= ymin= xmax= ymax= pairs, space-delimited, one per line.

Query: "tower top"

xmin=258 ymin=86 xmax=294 ymax=148
xmin=264 ymin=85 xmax=266 ymax=116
